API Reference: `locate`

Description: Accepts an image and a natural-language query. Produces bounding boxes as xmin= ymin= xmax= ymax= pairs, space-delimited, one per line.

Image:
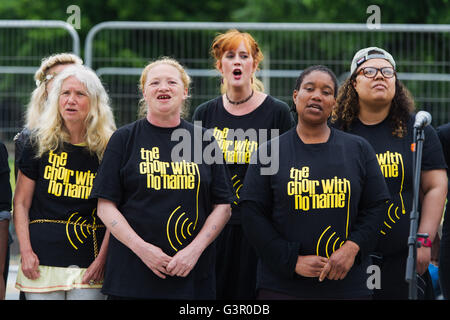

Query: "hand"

xmin=82 ymin=255 xmax=106 ymax=284
xmin=416 ymin=246 xmax=431 ymax=275
xmin=319 ymin=240 xmax=359 ymax=281
xmin=136 ymin=242 xmax=172 ymax=279
xmin=21 ymin=249 xmax=40 ymax=280
xmin=166 ymin=245 xmax=201 ymax=278
xmin=295 ymin=255 xmax=328 ymax=278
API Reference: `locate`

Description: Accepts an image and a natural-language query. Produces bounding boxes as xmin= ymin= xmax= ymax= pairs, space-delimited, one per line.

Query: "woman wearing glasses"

xmin=332 ymin=47 xmax=447 ymax=299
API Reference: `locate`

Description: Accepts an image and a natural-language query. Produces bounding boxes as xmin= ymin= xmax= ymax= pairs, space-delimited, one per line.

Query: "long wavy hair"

xmin=211 ymin=29 xmax=265 ymax=93
xmin=34 ymin=65 xmax=116 ymax=160
xmin=138 ymin=57 xmax=191 ymax=119
xmin=331 ymin=73 xmax=415 ymax=138
xmin=25 ymin=53 xmax=83 ymax=130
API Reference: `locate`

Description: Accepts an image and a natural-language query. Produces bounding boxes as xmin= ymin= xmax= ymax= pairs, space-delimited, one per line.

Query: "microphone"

xmin=413 ymin=111 xmax=432 ymax=129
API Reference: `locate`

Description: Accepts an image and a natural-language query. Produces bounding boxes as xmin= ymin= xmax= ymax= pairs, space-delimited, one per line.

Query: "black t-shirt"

xmin=192 ymin=95 xmax=294 ymax=224
xmin=14 ymin=127 xmax=31 ymax=180
xmin=90 ymin=118 xmax=235 ymax=299
xmin=437 ymin=123 xmax=450 ymax=222
xmin=335 ymin=115 xmax=447 ymax=256
xmin=18 ymin=141 xmax=103 ymax=268
xmin=240 ymin=127 xmax=390 ymax=299
xmin=0 ymin=141 xmax=11 ymax=213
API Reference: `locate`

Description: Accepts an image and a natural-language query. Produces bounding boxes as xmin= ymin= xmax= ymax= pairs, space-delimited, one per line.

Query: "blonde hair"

xmin=138 ymin=57 xmax=191 ymax=118
xmin=211 ymin=29 xmax=264 ymax=93
xmin=34 ymin=65 xmax=116 ymax=161
xmin=25 ymin=53 xmax=83 ymax=130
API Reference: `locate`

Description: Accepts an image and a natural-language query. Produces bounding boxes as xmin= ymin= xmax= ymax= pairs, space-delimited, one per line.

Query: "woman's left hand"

xmin=166 ymin=245 xmax=201 ymax=278
xmin=82 ymin=256 xmax=106 ymax=285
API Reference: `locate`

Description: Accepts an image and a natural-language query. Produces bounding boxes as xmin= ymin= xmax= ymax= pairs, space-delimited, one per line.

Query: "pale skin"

xmin=13 ymin=76 xmax=110 ymax=284
xmin=96 ymin=62 xmax=231 ymax=279
xmin=354 ymin=59 xmax=448 ymax=275
xmin=14 ymin=173 xmax=110 ymax=283
xmin=292 ymin=70 xmax=361 ymax=280
xmin=97 ymin=199 xmax=231 ymax=279
xmin=218 ymin=40 xmax=267 ymax=116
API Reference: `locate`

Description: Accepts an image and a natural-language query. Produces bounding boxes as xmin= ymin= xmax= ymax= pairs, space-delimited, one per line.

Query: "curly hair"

xmin=331 ymin=75 xmax=415 ymax=138
xmin=34 ymin=65 xmax=116 ymax=161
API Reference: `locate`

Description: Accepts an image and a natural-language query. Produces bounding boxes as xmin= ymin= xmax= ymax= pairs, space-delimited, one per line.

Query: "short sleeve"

xmin=209 ymin=152 xmax=236 ymax=205
xmin=90 ymin=130 xmax=125 ymax=205
xmin=239 ymin=147 xmax=272 ymax=207
xmin=274 ymin=100 xmax=295 ymax=135
xmin=17 ymin=138 xmax=40 ymax=181
xmin=422 ymin=125 xmax=447 ymax=171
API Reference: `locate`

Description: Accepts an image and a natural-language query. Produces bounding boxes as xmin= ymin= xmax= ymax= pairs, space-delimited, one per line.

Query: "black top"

xmin=334 ymin=115 xmax=447 ymax=256
xmin=240 ymin=127 xmax=390 ymax=299
xmin=90 ymin=118 xmax=235 ymax=299
xmin=0 ymin=141 xmax=11 ymax=214
xmin=18 ymin=141 xmax=103 ymax=268
xmin=14 ymin=127 xmax=31 ymax=180
xmin=437 ymin=123 xmax=450 ymax=224
xmin=192 ymin=95 xmax=294 ymax=224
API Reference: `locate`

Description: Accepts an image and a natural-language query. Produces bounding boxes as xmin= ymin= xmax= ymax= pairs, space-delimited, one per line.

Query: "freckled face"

xmin=293 ymin=71 xmax=336 ymax=126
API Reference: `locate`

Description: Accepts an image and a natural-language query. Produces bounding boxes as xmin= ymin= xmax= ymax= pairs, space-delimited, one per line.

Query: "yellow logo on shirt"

xmin=287 ymin=166 xmax=351 ymax=211
xmin=139 ymin=147 xmax=198 ymax=190
xmin=44 ymin=151 xmax=95 ymax=199
xmin=375 ymin=151 xmax=406 ymax=236
xmin=138 ymin=147 xmax=201 ymax=252
xmin=212 ymin=127 xmax=258 ymax=164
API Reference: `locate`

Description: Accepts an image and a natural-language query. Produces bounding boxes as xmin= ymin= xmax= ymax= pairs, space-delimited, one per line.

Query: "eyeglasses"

xmin=357 ymin=67 xmax=395 ymax=78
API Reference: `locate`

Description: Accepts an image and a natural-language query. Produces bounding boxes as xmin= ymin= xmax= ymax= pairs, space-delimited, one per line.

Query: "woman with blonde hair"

xmin=192 ymin=29 xmax=294 ymax=299
xmin=14 ymin=53 xmax=83 ymax=178
xmin=14 ymin=65 xmax=116 ymax=300
xmin=90 ymin=57 xmax=234 ymax=299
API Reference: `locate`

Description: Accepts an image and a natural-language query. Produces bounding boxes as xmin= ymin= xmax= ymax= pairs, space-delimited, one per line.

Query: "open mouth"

xmin=232 ymin=69 xmax=242 ymax=77
xmin=157 ymin=95 xmax=171 ymax=100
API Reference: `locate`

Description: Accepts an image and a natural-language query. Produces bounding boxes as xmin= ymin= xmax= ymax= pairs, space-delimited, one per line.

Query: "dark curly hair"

xmin=331 ymin=74 xmax=415 ymax=138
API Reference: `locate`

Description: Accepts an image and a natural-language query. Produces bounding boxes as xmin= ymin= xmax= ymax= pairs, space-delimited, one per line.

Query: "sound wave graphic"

xmin=166 ymin=163 xmax=200 ymax=252
xmin=66 ymin=209 xmax=98 ymax=250
xmin=380 ymin=200 xmax=406 ymax=235
xmin=380 ymin=152 xmax=405 ymax=236
xmin=231 ymin=174 xmax=243 ymax=205
xmin=316 ymin=226 xmax=345 ymax=258
xmin=166 ymin=206 xmax=197 ymax=252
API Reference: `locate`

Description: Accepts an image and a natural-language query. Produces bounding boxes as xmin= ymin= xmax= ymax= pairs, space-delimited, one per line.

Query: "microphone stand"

xmin=405 ymin=127 xmax=426 ymax=299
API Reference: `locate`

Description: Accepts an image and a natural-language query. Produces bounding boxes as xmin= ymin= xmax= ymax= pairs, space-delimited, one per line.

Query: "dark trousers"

xmin=372 ymin=251 xmax=435 ymax=300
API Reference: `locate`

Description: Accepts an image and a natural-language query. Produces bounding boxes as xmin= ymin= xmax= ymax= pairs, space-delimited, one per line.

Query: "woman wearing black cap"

xmin=332 ymin=47 xmax=447 ymax=299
